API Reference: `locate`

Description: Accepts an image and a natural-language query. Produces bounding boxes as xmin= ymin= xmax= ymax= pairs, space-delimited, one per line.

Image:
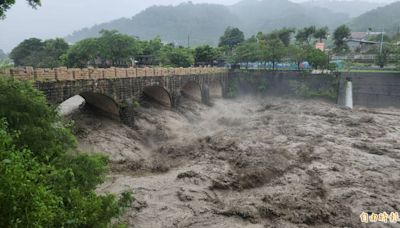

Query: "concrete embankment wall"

xmin=228 ymin=71 xmax=339 ymax=101
xmin=231 ymin=71 xmax=400 ymax=108
xmin=338 ymin=72 xmax=400 ymax=108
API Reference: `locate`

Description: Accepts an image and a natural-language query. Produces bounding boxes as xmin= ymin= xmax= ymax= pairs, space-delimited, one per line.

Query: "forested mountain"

xmin=303 ymin=0 xmax=383 ymax=18
xmin=66 ymin=2 xmax=238 ymax=46
xmin=349 ymin=1 xmax=400 ymax=34
xmin=66 ymin=0 xmax=349 ymax=46
xmin=230 ymin=0 xmax=348 ymax=35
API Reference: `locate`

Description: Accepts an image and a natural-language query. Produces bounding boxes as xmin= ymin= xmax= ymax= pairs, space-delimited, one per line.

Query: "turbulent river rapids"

xmin=66 ymin=96 xmax=400 ymax=228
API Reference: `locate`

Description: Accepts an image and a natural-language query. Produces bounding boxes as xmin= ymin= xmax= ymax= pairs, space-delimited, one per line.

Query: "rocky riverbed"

xmin=71 ymin=97 xmax=400 ymax=228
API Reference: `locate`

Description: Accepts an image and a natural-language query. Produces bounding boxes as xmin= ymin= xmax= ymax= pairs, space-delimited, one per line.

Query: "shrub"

xmin=0 ymin=78 xmax=133 ymax=227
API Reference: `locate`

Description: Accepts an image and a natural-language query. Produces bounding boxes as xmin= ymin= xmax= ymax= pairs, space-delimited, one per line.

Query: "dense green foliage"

xmin=222 ymin=26 xmax=331 ymax=70
xmin=65 ymin=0 xmax=348 ymax=46
xmin=160 ymin=45 xmax=194 ymax=67
xmin=268 ymin=28 xmax=295 ymax=47
xmin=64 ymin=38 xmax=100 ymax=68
xmin=194 ymin=45 xmax=221 ymax=66
xmin=65 ymin=30 xmax=141 ymax=68
xmin=0 ymin=78 xmax=75 ymax=161
xmin=11 ymin=30 xmax=201 ymax=68
xmin=333 ymin=25 xmax=351 ymax=53
xmin=307 ymin=48 xmax=329 ymax=69
xmin=10 ymin=23 xmax=363 ymax=71
xmin=97 ymin=30 xmax=141 ymax=67
xmin=261 ymin=36 xmax=286 ymax=70
xmin=314 ymin=27 xmax=329 ymax=42
xmin=296 ymin=26 xmax=317 ymax=45
xmin=138 ymin=37 xmax=163 ymax=66
xmin=0 ymin=78 xmax=132 ymax=227
xmin=294 ymin=26 xmax=329 ymax=47
xmin=0 ymin=0 xmax=40 ymax=19
xmin=219 ymin=27 xmax=245 ymax=49
xmin=373 ymin=43 xmax=397 ymax=69
xmin=10 ymin=38 xmax=69 ymax=68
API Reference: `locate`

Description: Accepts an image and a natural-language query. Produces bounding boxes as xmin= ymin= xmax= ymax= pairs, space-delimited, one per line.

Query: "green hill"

xmin=349 ymin=1 xmax=400 ymax=34
xmin=66 ymin=0 xmax=349 ymax=46
xmin=230 ymin=0 xmax=349 ymax=35
xmin=66 ymin=2 xmax=238 ymax=46
xmin=303 ymin=0 xmax=383 ymax=18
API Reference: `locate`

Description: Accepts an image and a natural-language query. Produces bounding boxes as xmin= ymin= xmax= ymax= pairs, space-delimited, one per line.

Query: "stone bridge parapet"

xmin=5 ymin=66 xmax=227 ymax=81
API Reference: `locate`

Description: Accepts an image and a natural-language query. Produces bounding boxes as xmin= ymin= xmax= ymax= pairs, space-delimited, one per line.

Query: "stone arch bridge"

xmin=8 ymin=67 xmax=228 ymax=125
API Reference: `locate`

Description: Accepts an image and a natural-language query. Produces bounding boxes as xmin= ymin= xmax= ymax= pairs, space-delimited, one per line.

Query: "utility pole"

xmin=380 ymin=27 xmax=384 ymax=54
xmin=187 ymin=34 xmax=190 ymax=48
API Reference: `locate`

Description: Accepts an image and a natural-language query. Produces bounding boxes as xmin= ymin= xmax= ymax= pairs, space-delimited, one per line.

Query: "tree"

xmin=296 ymin=26 xmax=316 ymax=45
xmin=194 ymin=45 xmax=220 ymax=66
xmin=260 ymin=36 xmax=286 ymax=70
xmin=9 ymin=38 xmax=44 ymax=67
xmin=0 ymin=78 xmax=132 ymax=227
xmin=0 ymin=77 xmax=75 ymax=161
xmin=333 ymin=25 xmax=351 ymax=54
xmin=65 ymin=38 xmax=100 ymax=68
xmin=0 ymin=0 xmax=40 ymax=19
xmin=161 ymin=45 xmax=194 ymax=67
xmin=97 ymin=30 xmax=141 ymax=67
xmin=40 ymin=38 xmax=69 ymax=68
xmin=287 ymin=44 xmax=307 ymax=70
xmin=375 ymin=44 xmax=392 ymax=69
xmin=234 ymin=37 xmax=260 ymax=68
xmin=268 ymin=28 xmax=295 ymax=47
xmin=139 ymin=36 xmax=164 ymax=65
xmin=307 ymin=48 xmax=329 ymax=69
xmin=218 ymin=27 xmax=245 ymax=49
xmin=314 ymin=27 xmax=329 ymax=42
xmin=10 ymin=38 xmax=69 ymax=68
xmin=0 ymin=120 xmax=60 ymax=227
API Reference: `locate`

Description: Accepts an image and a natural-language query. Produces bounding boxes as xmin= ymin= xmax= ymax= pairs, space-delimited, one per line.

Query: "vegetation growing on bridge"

xmin=0 ymin=77 xmax=132 ymax=227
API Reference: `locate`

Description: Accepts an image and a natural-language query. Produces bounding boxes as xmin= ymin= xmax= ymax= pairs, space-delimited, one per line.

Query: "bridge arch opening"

xmin=142 ymin=86 xmax=172 ymax=107
xmin=181 ymin=81 xmax=202 ymax=102
xmin=58 ymin=95 xmax=85 ymax=116
xmin=209 ymin=80 xmax=223 ymax=98
xmin=58 ymin=93 xmax=120 ymax=119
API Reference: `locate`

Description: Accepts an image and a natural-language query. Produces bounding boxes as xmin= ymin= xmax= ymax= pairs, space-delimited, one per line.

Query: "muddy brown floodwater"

xmin=71 ymin=97 xmax=400 ymax=228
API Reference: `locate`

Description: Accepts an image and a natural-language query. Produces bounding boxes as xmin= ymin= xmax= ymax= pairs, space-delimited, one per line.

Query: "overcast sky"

xmin=0 ymin=0 xmax=394 ymax=52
